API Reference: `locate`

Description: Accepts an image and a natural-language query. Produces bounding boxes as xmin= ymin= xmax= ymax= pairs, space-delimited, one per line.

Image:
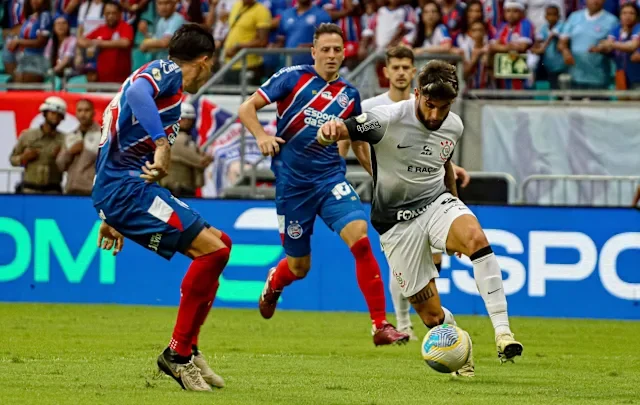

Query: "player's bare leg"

xmin=446 ymin=214 xmax=523 ymax=363
xmin=158 ymin=229 xmax=230 ymax=392
xmin=340 ymin=220 xmax=410 ymax=346
xmin=259 ymin=255 xmax=309 ymax=319
xmin=408 ymin=280 xmax=475 ymax=377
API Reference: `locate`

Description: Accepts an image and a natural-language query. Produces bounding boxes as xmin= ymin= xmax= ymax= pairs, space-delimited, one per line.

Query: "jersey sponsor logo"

xmin=440 ymin=140 xmax=454 ymax=161
xmin=287 ymin=220 xmax=303 ymax=239
xmin=167 ymin=123 xmax=180 ymax=145
xmin=152 ymin=68 xmax=162 ymax=81
xmin=303 ymin=107 xmax=342 ymax=128
xmin=321 ymin=91 xmax=333 ymax=101
xmin=407 ymin=165 xmax=437 ymax=173
xmin=421 ymin=145 xmax=432 ymax=155
xmin=396 ymin=202 xmax=433 ymax=221
xmin=356 ymin=119 xmax=381 ymax=133
xmin=148 ymin=233 xmax=162 ymax=252
xmin=337 ymin=93 xmax=349 ymax=108
xmin=160 ymin=60 xmax=180 ymax=75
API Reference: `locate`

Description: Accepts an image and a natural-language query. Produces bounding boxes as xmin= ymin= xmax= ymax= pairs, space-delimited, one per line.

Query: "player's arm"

xmin=238 ymin=93 xmax=285 ymax=156
xmin=125 ymin=77 xmax=172 ymax=182
xmin=351 ymin=141 xmax=372 ymax=177
xmin=444 ymin=158 xmax=458 ymax=197
xmin=318 ymin=109 xmax=389 ymax=145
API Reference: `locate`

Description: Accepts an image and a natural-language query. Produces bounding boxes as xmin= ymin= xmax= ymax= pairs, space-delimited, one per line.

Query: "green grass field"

xmin=1 ymin=304 xmax=638 ymax=405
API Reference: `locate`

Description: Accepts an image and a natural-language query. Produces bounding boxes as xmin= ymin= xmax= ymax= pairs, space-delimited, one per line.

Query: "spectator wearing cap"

xmin=160 ymin=103 xmax=213 ymax=198
xmin=56 ymin=99 xmax=101 ymax=195
xmin=5 ymin=0 xmax=53 ymax=83
xmin=9 ymin=96 xmax=67 ymax=194
xmin=558 ymin=0 xmax=618 ymax=89
xmin=490 ymin=0 xmax=535 ymax=89
xmin=592 ymin=2 xmax=640 ymax=89
xmin=45 ymin=13 xmax=77 ymax=77
xmin=531 ymin=4 xmax=566 ymax=88
xmin=274 ymin=0 xmax=332 ymax=66
xmin=139 ymin=0 xmax=185 ymax=60
xmin=2 ymin=0 xmax=27 ymax=75
xmin=77 ymin=0 xmax=133 ymax=83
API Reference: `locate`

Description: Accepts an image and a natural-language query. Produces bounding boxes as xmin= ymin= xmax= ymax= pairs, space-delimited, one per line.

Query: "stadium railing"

xmin=0 ymin=167 xmax=24 ymax=194
xmin=520 ymin=174 xmax=640 ymax=207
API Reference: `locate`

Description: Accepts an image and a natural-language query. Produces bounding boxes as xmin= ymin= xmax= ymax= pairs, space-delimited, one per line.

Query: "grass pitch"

xmin=0 ymin=304 xmax=638 ymax=405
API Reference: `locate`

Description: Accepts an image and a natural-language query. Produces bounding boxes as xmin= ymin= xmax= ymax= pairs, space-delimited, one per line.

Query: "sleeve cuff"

xmin=257 ymin=88 xmax=271 ymax=104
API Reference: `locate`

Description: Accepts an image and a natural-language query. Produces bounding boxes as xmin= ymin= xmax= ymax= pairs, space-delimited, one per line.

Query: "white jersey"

xmin=361 ymin=92 xmax=415 ymax=111
xmin=347 ymin=100 xmax=464 ymax=234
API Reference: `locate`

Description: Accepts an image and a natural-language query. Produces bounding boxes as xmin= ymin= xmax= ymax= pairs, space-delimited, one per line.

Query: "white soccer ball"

xmin=421 ymin=324 xmax=471 ymax=373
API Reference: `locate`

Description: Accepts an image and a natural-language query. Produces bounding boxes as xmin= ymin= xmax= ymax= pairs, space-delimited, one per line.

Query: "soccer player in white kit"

xmin=339 ymin=47 xmax=471 ymax=342
xmin=318 ymin=60 xmax=524 ymax=370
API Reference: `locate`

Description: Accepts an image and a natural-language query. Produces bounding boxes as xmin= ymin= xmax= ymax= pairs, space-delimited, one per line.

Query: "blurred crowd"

xmin=8 ymin=95 xmax=212 ymax=196
xmin=2 ymin=0 xmax=640 ymax=90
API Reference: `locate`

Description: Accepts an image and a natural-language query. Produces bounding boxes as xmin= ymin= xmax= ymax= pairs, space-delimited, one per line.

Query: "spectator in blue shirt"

xmin=275 ymin=0 xmax=332 ymax=65
xmin=532 ymin=4 xmax=566 ymax=88
xmin=558 ymin=0 xmax=619 ymax=89
xmin=593 ymin=2 xmax=640 ymax=89
xmin=139 ymin=0 xmax=185 ymax=59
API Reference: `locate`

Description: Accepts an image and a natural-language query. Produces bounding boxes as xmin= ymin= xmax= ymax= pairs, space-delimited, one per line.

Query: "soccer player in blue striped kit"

xmin=92 ymin=24 xmax=227 ymax=392
xmin=239 ymin=23 xmax=409 ymax=346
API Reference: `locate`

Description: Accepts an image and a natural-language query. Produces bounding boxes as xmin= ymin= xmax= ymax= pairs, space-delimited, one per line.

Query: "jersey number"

xmin=331 ymin=181 xmax=357 ymax=200
xmin=100 ymin=92 xmax=122 ymax=147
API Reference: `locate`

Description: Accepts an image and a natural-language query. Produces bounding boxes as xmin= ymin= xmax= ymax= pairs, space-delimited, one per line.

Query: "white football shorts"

xmin=380 ymin=193 xmax=475 ymax=298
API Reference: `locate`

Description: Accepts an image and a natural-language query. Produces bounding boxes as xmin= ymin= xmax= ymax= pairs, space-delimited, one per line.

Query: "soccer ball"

xmin=421 ymin=324 xmax=471 ymax=373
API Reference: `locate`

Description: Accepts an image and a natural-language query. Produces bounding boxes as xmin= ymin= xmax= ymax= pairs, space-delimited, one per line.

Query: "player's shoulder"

xmin=368 ymin=98 xmax=406 ymax=122
xmin=361 ymin=92 xmax=389 ymax=111
xmin=272 ymin=64 xmax=312 ymax=79
xmin=144 ymin=59 xmax=182 ymax=77
xmin=18 ymin=127 xmax=43 ymax=141
xmin=443 ymin=111 xmax=464 ymax=135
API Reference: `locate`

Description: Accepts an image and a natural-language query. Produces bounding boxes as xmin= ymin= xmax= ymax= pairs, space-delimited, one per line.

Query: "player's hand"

xmin=21 ymin=148 xmax=40 ymax=163
xmin=317 ymin=120 xmax=345 ymax=145
xmin=97 ymin=221 xmax=124 ymax=256
xmin=140 ymin=160 xmax=168 ymax=183
xmin=257 ymin=135 xmax=285 ymax=157
xmin=452 ymin=163 xmax=470 ymax=188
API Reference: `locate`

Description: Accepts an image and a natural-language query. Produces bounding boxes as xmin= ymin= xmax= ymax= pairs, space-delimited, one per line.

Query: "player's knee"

xmin=288 ymin=257 xmax=311 ymax=278
xmin=462 ymin=226 xmax=489 ymax=256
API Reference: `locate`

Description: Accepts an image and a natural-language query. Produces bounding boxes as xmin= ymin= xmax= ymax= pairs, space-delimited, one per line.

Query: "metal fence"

xmin=0 ymin=168 xmax=23 ymax=194
xmin=520 ymin=175 xmax=640 ymax=207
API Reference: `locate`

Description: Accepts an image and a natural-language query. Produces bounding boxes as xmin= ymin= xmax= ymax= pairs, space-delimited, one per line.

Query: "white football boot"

xmin=496 ymin=332 xmax=523 ymax=363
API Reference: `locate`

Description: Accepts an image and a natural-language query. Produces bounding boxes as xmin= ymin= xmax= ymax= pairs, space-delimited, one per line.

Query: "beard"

xmin=416 ymin=106 xmax=444 ymax=131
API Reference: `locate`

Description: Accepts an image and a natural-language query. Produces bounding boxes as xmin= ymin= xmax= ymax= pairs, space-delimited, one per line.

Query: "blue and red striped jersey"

xmin=94 ymin=59 xmax=183 ymax=191
xmin=257 ymin=65 xmax=361 ymax=186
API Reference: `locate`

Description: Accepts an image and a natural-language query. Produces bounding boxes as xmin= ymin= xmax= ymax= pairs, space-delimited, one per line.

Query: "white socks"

xmin=442 ymin=306 xmax=456 ymax=325
xmin=472 ymin=250 xmax=511 ymax=336
xmin=389 ymin=270 xmax=412 ymax=330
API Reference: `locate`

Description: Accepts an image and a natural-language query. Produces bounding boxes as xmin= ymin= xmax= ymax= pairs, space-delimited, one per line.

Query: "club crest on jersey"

xmin=152 ymin=68 xmax=162 ymax=81
xmin=439 ymin=140 xmax=454 ymax=161
xmin=287 ymin=221 xmax=303 ymax=239
xmin=337 ymin=93 xmax=349 ymax=108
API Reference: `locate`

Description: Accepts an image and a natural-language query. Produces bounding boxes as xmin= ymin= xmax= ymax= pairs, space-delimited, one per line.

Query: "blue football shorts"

xmin=94 ymin=180 xmax=207 ymax=260
xmin=276 ymin=177 xmax=368 ymax=257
